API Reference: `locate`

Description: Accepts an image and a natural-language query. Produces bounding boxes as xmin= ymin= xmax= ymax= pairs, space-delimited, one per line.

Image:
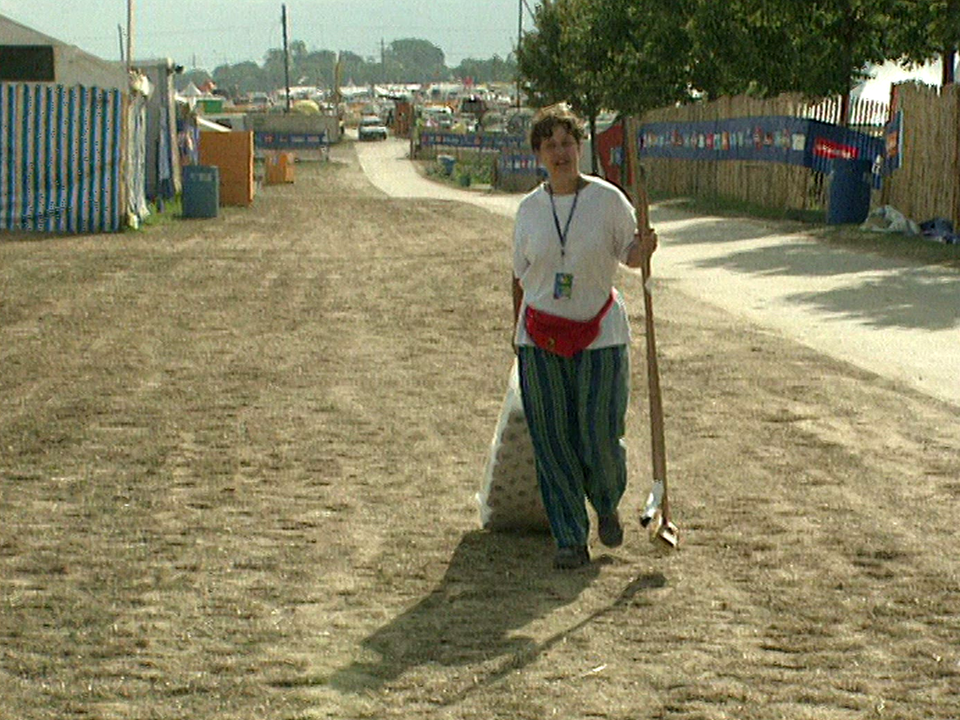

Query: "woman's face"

xmin=536 ymin=125 xmax=581 ymax=186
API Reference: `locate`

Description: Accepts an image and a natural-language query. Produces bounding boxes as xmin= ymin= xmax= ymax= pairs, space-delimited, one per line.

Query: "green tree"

xmin=516 ymin=0 xmax=575 ymax=108
xmin=776 ymin=0 xmax=924 ymax=121
xmin=888 ymin=0 xmax=960 ymax=84
xmin=685 ymin=0 xmax=796 ymax=99
xmin=686 ymin=0 xmax=939 ymax=118
xmin=337 ymin=51 xmax=369 ymax=85
xmin=518 ymin=0 xmax=692 ymax=171
xmin=262 ymin=47 xmax=288 ymax=90
xmin=212 ymin=61 xmax=266 ymax=97
xmin=387 ymin=38 xmax=449 ymax=82
xmin=178 ymin=68 xmax=213 ymax=91
xmin=453 ymin=54 xmax=517 ymax=84
xmin=300 ymin=49 xmax=338 ymax=89
xmin=586 ymin=0 xmax=693 ymax=115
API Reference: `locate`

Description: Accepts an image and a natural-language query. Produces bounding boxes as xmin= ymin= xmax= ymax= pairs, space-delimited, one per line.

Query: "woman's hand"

xmin=638 ymin=227 xmax=658 ymax=257
xmin=625 ymin=227 xmax=658 ymax=268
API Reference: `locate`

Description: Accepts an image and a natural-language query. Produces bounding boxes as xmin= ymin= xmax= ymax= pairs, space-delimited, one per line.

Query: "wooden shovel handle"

xmin=625 ymin=116 xmax=670 ymax=521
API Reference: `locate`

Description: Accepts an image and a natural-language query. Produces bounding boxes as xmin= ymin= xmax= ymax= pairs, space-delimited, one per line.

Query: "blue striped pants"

xmin=517 ymin=345 xmax=630 ymax=548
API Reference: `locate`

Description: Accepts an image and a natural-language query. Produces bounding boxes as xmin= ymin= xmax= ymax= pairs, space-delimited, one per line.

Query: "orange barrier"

xmin=265 ymin=152 xmax=296 ymax=185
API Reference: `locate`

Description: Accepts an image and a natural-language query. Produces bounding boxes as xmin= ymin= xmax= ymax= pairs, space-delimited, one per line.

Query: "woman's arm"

xmin=512 ymin=275 xmax=523 ymax=347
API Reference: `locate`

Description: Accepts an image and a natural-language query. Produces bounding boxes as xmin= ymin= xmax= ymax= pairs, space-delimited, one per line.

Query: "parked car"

xmin=358 ymin=115 xmax=388 ymax=141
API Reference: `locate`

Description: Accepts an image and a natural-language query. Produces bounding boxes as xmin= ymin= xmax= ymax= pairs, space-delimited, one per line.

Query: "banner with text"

xmin=419 ymin=131 xmax=526 ymax=151
xmin=638 ymin=116 xmax=884 ymax=177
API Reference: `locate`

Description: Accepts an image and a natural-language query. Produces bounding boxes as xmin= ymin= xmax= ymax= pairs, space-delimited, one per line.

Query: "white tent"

xmin=0 ymin=13 xmax=127 ymax=90
xmin=0 ymin=13 xmax=147 ymax=232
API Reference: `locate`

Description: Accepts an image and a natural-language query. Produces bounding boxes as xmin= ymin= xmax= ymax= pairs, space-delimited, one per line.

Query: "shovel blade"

xmin=654 ymin=519 xmax=679 ymax=549
xmin=644 ymin=509 xmax=680 ymax=550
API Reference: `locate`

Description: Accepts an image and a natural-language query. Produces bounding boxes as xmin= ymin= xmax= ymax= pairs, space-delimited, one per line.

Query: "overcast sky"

xmin=0 ymin=0 xmax=527 ymax=69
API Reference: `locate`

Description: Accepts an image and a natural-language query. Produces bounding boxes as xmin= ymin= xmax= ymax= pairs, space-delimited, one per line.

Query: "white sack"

xmin=477 ymin=359 xmax=550 ymax=531
xmin=860 ymin=205 xmax=921 ymax=235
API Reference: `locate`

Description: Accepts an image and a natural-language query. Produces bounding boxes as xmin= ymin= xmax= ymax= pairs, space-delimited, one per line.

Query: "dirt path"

xmin=357 ymin=137 xmax=960 ymax=409
xmin=1 ymin=142 xmax=959 ymax=720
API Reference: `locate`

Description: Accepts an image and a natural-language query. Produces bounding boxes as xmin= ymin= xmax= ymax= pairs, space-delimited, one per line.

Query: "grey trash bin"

xmin=182 ymin=165 xmax=220 ymax=219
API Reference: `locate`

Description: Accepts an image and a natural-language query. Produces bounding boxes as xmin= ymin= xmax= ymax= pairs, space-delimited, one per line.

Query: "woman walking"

xmin=512 ymin=104 xmax=658 ymax=569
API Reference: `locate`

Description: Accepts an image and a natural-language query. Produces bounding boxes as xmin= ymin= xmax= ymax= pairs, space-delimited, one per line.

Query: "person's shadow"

xmin=326 ymin=530 xmax=666 ymax=694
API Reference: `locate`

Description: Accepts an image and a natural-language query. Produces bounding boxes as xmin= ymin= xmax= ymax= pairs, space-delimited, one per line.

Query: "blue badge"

xmin=554 ymin=273 xmax=573 ymax=299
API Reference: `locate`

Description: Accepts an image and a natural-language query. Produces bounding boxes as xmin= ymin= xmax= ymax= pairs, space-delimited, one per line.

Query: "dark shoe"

xmin=598 ymin=512 xmax=624 ymax=547
xmin=553 ymin=545 xmax=590 ymax=569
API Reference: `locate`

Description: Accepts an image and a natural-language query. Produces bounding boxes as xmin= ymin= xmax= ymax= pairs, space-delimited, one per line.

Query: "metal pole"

xmin=282 ymin=4 xmax=292 ymax=112
xmin=516 ymin=0 xmax=522 ymax=108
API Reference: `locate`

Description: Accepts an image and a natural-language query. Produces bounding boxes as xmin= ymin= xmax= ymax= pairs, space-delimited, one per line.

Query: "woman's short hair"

xmin=529 ymin=103 xmax=585 ymax=152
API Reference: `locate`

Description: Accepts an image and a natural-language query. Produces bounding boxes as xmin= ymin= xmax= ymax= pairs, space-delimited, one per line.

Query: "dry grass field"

xmin=2 ymin=143 xmax=960 ymax=720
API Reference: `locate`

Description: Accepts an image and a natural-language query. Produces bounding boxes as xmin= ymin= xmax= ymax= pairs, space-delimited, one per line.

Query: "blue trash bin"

xmin=827 ymin=159 xmax=871 ymax=225
xmin=437 ymin=154 xmax=456 ymax=177
xmin=182 ymin=165 xmax=220 ymax=219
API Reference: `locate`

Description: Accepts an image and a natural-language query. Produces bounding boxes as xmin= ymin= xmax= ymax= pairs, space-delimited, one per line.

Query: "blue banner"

xmin=639 ymin=116 xmax=884 ymax=177
xmin=255 ymin=131 xmax=328 ymax=149
xmin=420 ymin=131 xmax=525 ymax=151
xmin=497 ymin=152 xmax=544 ymax=177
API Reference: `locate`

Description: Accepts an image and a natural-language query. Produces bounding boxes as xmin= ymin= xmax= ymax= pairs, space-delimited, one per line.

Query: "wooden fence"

xmin=882 ymin=82 xmax=960 ymax=227
xmin=639 ymin=86 xmax=960 ymax=228
xmin=640 ymin=93 xmax=832 ymax=213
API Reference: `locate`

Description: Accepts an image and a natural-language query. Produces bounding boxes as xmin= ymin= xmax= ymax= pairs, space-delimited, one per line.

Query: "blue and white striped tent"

xmin=0 ymin=82 xmax=135 ymax=233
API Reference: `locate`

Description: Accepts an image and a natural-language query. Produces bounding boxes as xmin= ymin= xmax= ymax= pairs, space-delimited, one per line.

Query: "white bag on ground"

xmin=860 ymin=205 xmax=921 ymax=235
xmin=477 ymin=358 xmax=550 ymax=531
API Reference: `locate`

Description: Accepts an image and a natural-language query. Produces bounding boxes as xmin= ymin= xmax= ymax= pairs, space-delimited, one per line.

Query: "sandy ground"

xmin=1 ymin=140 xmax=959 ymax=720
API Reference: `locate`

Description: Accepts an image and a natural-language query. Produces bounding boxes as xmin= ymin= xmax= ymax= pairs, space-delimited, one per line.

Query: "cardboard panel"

xmin=199 ymin=130 xmax=255 ymax=206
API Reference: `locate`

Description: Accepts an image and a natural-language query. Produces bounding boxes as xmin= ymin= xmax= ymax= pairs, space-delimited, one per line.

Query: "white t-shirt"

xmin=513 ymin=175 xmax=638 ymax=349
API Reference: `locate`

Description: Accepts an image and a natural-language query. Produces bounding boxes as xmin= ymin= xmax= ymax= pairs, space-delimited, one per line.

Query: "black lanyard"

xmin=549 ymin=185 xmax=580 ymax=259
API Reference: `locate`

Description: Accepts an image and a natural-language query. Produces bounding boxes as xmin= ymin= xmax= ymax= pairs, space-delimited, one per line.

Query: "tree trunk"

xmin=946 ymin=0 xmax=960 ymax=87
xmin=943 ymin=49 xmax=956 ymax=86
xmin=589 ymin=114 xmax=598 ymax=175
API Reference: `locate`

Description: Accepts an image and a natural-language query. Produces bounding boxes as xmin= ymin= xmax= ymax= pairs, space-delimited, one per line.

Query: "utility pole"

xmin=126 ymin=0 xmax=135 ymax=70
xmin=117 ymin=24 xmax=125 ymax=65
xmin=516 ymin=0 xmax=522 ymax=108
xmin=282 ymin=4 xmax=292 ymax=112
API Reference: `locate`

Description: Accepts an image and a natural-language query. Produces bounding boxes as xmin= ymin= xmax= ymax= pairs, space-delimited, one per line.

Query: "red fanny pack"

xmin=524 ymin=293 xmax=615 ymax=357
